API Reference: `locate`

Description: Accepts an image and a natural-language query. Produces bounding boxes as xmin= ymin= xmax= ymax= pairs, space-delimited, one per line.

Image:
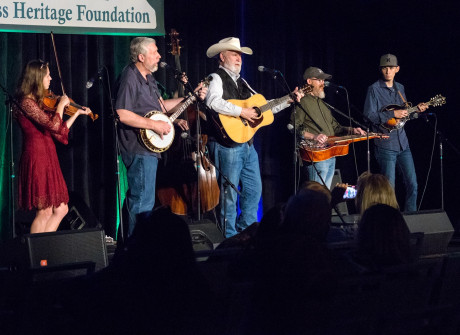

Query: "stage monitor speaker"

xmin=404 ymin=210 xmax=454 ymax=255
xmin=59 ymin=191 xmax=101 ymax=230
xmin=188 ymin=220 xmax=224 ymax=251
xmin=331 ymin=169 xmax=349 ymax=216
xmin=0 ymin=228 xmax=108 ymax=281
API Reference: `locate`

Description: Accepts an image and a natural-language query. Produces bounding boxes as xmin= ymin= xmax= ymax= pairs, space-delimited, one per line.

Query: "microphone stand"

xmin=179 ymin=77 xmax=205 ymax=221
xmin=0 ymin=82 xmax=17 ymax=238
xmin=267 ymin=70 xmax=318 ymax=194
xmin=205 ymin=152 xmax=241 ymax=237
xmin=422 ymin=114 xmax=460 ymax=211
xmin=91 ymin=66 xmax=125 ymax=244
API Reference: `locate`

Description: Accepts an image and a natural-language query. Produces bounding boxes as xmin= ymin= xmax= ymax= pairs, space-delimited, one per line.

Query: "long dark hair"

xmin=15 ymin=59 xmax=49 ymax=104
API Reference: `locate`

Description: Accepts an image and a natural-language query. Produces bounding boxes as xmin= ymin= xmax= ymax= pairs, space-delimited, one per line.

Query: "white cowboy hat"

xmin=206 ymin=37 xmax=253 ymax=58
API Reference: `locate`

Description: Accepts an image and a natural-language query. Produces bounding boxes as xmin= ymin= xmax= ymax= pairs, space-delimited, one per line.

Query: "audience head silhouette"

xmin=356 ymin=203 xmax=411 ymax=268
xmin=282 ymin=188 xmax=331 ymax=240
xmin=355 ymin=172 xmax=399 ymax=215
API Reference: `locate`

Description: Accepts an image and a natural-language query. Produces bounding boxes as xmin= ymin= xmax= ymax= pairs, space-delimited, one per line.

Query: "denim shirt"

xmin=363 ymin=79 xmax=409 ymax=152
xmin=115 ymin=63 xmax=162 ymax=156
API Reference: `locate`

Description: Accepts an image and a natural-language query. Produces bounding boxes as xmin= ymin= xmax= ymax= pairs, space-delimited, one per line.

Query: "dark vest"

xmin=215 ymin=68 xmax=252 ymax=100
xmin=207 ymin=68 xmax=254 ymax=147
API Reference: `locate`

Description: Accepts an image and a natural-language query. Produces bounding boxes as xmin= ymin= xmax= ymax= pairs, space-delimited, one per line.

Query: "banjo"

xmin=139 ymin=76 xmax=211 ymax=153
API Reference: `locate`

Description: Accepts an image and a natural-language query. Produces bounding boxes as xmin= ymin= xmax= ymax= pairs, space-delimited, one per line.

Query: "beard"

xmin=312 ymin=86 xmax=325 ymax=99
xmin=223 ymin=61 xmax=241 ymax=75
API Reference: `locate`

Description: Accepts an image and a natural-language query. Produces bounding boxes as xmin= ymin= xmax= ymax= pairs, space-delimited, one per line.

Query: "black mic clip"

xmin=160 ymin=62 xmax=185 ymax=81
xmin=258 ymin=65 xmax=281 ymax=79
xmin=324 ymin=81 xmax=344 ymax=89
xmin=86 ymin=66 xmax=104 ymax=89
xmin=419 ymin=112 xmax=435 ymax=122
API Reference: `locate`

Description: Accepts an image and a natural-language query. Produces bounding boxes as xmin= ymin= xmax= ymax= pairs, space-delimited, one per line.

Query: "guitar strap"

xmin=240 ymin=78 xmax=257 ymax=96
xmin=395 ymin=83 xmax=409 ymax=108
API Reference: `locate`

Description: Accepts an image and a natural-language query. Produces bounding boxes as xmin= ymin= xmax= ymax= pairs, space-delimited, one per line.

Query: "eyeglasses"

xmin=310 ymin=78 xmax=324 ymax=82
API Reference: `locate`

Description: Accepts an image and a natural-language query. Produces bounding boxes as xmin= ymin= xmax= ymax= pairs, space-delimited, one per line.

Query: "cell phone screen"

xmin=343 ymin=185 xmax=357 ymax=199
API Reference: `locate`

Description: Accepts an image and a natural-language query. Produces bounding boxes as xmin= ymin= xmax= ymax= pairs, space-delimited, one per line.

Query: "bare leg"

xmin=44 ymin=203 xmax=68 ymax=232
xmin=30 ymin=207 xmax=53 ymax=234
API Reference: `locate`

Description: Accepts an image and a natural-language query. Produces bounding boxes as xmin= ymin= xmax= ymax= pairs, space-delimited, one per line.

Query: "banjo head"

xmin=139 ymin=111 xmax=175 ymax=153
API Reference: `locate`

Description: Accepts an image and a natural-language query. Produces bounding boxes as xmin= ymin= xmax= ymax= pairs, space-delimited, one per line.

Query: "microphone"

xmin=324 ymin=81 xmax=344 ymax=89
xmin=419 ymin=112 xmax=436 ymax=122
xmin=159 ymin=62 xmax=182 ymax=76
xmin=86 ymin=66 xmax=104 ymax=89
xmin=258 ymin=65 xmax=280 ymax=75
xmin=287 ymin=124 xmax=306 ymax=140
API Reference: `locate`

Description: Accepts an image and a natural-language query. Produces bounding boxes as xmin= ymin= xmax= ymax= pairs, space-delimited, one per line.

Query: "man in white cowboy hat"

xmin=291 ymin=66 xmax=366 ymax=189
xmin=363 ymin=54 xmax=428 ymax=212
xmin=204 ymin=37 xmax=302 ymax=238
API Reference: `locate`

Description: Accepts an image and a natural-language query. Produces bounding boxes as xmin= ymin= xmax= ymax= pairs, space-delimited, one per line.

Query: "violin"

xmin=43 ymin=89 xmax=99 ymax=121
xmin=47 ymin=31 xmax=98 ymax=122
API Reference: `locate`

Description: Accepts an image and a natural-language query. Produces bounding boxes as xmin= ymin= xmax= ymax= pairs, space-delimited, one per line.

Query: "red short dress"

xmin=15 ymin=98 xmax=70 ymax=210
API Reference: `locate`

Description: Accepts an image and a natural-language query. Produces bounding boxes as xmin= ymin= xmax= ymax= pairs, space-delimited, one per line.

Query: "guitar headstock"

xmin=300 ymin=83 xmax=313 ymax=95
xmin=169 ymin=28 xmax=181 ymax=56
xmin=201 ymin=76 xmax=213 ymax=87
xmin=429 ymin=94 xmax=446 ymax=107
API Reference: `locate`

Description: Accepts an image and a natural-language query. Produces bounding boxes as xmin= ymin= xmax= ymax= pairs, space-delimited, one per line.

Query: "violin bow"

xmin=50 ymin=31 xmax=66 ymax=96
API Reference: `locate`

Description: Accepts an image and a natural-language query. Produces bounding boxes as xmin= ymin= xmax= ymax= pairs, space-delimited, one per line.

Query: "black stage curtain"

xmin=1 ymin=0 xmax=459 ymax=240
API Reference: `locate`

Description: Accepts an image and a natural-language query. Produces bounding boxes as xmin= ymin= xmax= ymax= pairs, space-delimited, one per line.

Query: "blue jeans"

xmin=121 ymin=153 xmax=158 ymax=236
xmin=208 ymin=141 xmax=262 ymax=238
xmin=306 ymin=157 xmax=336 ymax=189
xmin=374 ymin=146 xmax=418 ymax=212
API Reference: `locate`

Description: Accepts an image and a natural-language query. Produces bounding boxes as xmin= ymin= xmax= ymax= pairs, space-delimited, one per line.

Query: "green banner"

xmin=0 ymin=0 xmax=164 ymax=36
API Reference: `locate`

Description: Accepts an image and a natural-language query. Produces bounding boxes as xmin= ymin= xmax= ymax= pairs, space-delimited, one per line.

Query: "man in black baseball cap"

xmin=291 ymin=67 xmax=365 ymax=189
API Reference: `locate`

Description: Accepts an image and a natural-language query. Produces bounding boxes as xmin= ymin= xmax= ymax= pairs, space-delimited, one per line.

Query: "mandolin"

xmin=381 ymin=94 xmax=445 ymax=131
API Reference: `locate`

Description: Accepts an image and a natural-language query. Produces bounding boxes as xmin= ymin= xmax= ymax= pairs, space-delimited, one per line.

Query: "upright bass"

xmin=156 ymin=29 xmax=220 ymax=218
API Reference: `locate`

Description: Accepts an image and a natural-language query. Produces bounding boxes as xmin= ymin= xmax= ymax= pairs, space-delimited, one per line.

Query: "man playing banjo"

xmin=115 ymin=37 xmax=207 ymax=236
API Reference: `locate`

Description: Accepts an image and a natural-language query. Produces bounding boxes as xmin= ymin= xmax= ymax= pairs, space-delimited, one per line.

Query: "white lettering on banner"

xmin=0 ymin=0 xmax=162 ymax=34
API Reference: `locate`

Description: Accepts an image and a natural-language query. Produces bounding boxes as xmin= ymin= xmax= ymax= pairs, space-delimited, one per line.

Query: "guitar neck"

xmin=332 ymin=133 xmax=384 ymax=143
xmin=408 ymin=100 xmax=434 ymax=114
xmin=169 ymin=94 xmax=197 ymax=122
xmin=260 ymin=94 xmax=292 ymax=113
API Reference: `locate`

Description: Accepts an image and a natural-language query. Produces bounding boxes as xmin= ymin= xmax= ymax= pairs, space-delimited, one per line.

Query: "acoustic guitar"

xmin=139 ymin=76 xmax=212 ymax=153
xmin=381 ymin=94 xmax=446 ymax=132
xmin=213 ymin=84 xmax=312 ymax=144
xmin=299 ymin=133 xmax=389 ymax=162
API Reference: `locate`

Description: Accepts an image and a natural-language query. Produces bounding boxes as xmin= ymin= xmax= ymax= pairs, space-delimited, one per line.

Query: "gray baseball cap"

xmin=379 ymin=54 xmax=398 ymax=67
xmin=303 ymin=67 xmax=332 ymax=80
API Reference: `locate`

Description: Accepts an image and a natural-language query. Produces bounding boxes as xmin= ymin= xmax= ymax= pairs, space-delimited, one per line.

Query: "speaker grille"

xmin=23 ymin=228 xmax=108 ymax=271
xmin=404 ymin=211 xmax=454 ymax=255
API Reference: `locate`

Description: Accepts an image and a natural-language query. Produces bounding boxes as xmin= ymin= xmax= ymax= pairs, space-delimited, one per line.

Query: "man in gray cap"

xmin=363 ymin=54 xmax=428 ymax=212
xmin=291 ymin=66 xmax=365 ymax=189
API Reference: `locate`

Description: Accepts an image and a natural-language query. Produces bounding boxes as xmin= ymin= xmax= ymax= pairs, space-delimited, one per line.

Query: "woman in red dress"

xmin=15 ymin=60 xmax=92 ymax=233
